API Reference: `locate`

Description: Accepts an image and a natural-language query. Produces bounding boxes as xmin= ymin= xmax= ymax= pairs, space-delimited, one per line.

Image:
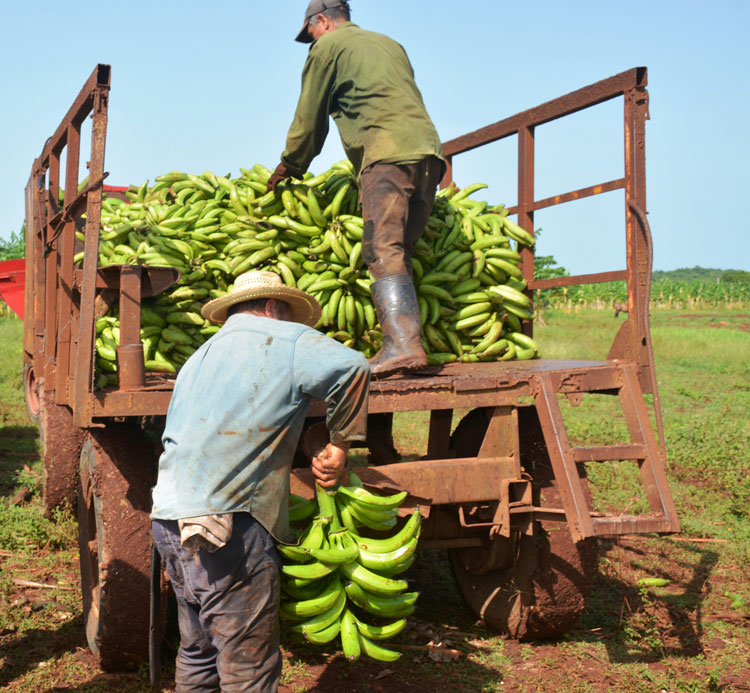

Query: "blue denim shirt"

xmin=150 ymin=313 xmax=370 ymax=542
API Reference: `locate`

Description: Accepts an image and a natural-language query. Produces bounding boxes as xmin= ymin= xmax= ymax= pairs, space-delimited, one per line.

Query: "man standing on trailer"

xmin=150 ymin=271 xmax=370 ymax=691
xmin=267 ymin=0 xmax=445 ymax=377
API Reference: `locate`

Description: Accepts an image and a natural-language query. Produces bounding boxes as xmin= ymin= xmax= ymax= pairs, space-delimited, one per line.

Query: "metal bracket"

xmin=456 ymin=477 xmax=533 ymax=538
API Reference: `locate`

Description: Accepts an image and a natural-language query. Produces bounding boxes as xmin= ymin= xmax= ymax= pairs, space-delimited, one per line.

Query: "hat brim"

xmin=201 ymin=286 xmax=321 ymax=327
xmin=295 ymin=21 xmax=313 ymax=43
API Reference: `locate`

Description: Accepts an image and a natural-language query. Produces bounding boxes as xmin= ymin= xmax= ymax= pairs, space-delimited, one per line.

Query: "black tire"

xmin=449 ymin=407 xmax=598 ymax=640
xmin=77 ymin=424 xmax=157 ymax=670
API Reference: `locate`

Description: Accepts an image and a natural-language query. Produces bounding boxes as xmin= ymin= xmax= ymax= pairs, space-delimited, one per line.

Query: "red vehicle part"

xmin=0 ymin=259 xmax=25 ymax=319
xmin=0 ymin=185 xmax=125 ymax=321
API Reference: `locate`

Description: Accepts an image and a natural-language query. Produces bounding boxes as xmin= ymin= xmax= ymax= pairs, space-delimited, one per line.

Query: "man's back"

xmin=283 ymin=22 xmax=443 ymax=176
xmin=151 ymin=313 xmax=369 ymax=541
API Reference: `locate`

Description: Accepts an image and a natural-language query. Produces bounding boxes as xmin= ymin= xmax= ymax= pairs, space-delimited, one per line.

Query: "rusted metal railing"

xmin=440 ymin=67 xmax=654 ymax=394
xmin=25 ymin=65 xmax=111 ymax=427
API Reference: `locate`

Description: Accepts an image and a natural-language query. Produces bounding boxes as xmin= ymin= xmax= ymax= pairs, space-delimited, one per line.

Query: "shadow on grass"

xmin=280 ymin=638 xmax=501 ymax=693
xmin=0 ymin=613 xmax=175 ymax=692
xmin=0 ymin=423 xmax=41 ymax=496
xmin=560 ymin=537 xmax=720 ymax=664
xmin=0 ymin=614 xmax=87 ymax=687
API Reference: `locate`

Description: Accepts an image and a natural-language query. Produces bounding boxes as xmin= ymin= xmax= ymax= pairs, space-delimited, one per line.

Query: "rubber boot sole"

xmin=370 ymin=351 xmax=428 ymax=378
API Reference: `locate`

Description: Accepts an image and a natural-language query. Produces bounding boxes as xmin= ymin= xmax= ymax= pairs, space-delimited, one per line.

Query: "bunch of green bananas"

xmin=80 ymin=161 xmax=540 ymax=384
xmin=280 ymin=475 xmax=421 ymax=662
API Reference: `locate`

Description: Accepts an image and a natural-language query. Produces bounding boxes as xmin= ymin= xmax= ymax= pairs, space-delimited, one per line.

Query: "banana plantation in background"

xmin=535 ymin=275 xmax=750 ymax=312
xmin=534 ymin=254 xmax=750 ymax=312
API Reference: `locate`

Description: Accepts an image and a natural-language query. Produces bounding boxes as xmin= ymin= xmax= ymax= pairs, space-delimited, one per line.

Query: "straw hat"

xmin=201 ymin=271 xmax=321 ymax=326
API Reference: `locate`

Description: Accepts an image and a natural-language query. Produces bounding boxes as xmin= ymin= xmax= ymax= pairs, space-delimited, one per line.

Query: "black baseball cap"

xmin=295 ymin=0 xmax=348 ymax=43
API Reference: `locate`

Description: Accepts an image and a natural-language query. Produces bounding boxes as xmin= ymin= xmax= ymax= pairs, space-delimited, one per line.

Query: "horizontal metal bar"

xmin=443 ymin=67 xmax=645 ymax=158
xmin=508 ymin=178 xmax=625 ymax=216
xmin=572 ymin=444 xmax=647 ymax=462
xmin=591 ymin=513 xmax=675 ymax=536
xmin=74 ymin=266 xmax=180 ymax=297
xmin=291 ymin=458 xmax=518 ymax=506
xmin=91 ymin=386 xmax=174 ymax=417
xmin=91 ymin=360 xmax=634 ymax=418
xmin=529 ymin=270 xmax=627 ymax=291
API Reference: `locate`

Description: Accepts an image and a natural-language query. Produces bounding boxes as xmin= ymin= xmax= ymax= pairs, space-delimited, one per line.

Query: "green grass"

xmin=1 ymin=308 xmax=750 ymax=691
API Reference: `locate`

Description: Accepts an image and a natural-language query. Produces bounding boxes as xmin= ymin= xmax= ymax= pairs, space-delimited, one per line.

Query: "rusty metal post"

xmin=518 ymin=126 xmax=535 ymax=337
xmin=74 ymin=68 xmax=111 ymax=426
xmin=117 ymin=266 xmax=145 ymax=390
xmin=623 ymin=69 xmax=650 ymax=387
xmin=440 ymin=155 xmax=454 ymax=190
xmin=23 ymin=178 xmax=36 ymax=360
xmin=55 ymin=121 xmax=82 ymax=404
xmin=32 ymin=173 xmax=47 ymax=385
xmin=43 ymin=151 xmax=61 ymax=388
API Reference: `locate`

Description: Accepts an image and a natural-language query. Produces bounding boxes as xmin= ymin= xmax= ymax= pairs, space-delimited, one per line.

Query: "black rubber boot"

xmin=369 ymin=275 xmax=428 ymax=378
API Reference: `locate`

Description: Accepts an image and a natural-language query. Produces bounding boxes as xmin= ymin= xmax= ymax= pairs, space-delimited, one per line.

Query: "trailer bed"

xmin=90 ymin=358 xmax=621 ymax=419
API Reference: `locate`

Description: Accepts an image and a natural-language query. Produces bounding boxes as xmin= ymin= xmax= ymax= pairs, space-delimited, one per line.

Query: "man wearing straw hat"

xmin=151 ymin=271 xmax=369 ymax=692
xmin=267 ymin=0 xmax=445 ymax=378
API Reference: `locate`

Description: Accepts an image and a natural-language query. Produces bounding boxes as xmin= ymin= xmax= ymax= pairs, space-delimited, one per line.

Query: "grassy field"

xmin=0 ymin=308 xmax=748 ymax=691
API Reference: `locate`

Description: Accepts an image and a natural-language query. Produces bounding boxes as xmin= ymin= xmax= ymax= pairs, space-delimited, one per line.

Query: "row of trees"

xmin=0 ymin=226 xmax=24 ymax=261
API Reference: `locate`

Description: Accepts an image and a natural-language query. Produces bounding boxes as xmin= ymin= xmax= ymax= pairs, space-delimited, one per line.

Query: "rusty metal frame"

xmin=291 ymin=358 xmax=680 ymax=543
xmin=24 ymin=64 xmax=112 ymax=426
xmin=22 ymin=65 xmax=678 ymax=545
xmin=441 ymin=67 xmax=654 ymax=393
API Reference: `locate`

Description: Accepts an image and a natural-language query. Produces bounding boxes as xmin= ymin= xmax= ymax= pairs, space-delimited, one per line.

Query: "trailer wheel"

xmin=77 ymin=425 xmax=157 ymax=671
xmin=448 ymin=407 xmax=598 ymax=640
xmin=40 ymin=391 xmax=85 ymax=516
xmin=23 ymin=362 xmax=41 ymax=424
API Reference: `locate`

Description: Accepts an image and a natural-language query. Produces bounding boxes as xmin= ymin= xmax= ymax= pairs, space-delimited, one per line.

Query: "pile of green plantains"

xmin=282 ymin=475 xmax=421 ymax=662
xmin=81 ymin=161 xmax=539 ymax=386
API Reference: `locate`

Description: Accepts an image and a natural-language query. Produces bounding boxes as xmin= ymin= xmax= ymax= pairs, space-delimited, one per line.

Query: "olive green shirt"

xmin=281 ymin=22 xmax=444 ymax=178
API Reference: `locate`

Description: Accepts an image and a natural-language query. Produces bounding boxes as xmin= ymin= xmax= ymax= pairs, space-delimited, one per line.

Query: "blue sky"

xmin=1 ymin=0 xmax=748 ymax=274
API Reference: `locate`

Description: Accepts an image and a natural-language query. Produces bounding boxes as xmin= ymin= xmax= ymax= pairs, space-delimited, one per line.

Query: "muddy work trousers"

xmin=152 ymin=513 xmax=282 ymax=692
xmin=360 ymin=155 xmax=444 ymax=281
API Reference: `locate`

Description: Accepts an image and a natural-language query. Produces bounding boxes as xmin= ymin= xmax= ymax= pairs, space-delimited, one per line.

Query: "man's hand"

xmin=266 ymin=162 xmax=291 ymax=194
xmin=311 ymin=442 xmax=349 ymax=488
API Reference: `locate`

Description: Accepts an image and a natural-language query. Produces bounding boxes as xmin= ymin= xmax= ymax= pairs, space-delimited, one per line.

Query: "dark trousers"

xmin=360 ymin=155 xmax=445 ymax=281
xmin=152 ymin=514 xmax=282 ymax=692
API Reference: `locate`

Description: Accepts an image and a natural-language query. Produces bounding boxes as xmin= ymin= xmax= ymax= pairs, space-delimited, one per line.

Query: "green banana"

xmin=305 ymin=530 xmax=359 ymax=565
xmin=340 ymin=497 xmax=398 ymax=532
xmin=344 ymin=581 xmax=418 ymax=618
xmin=337 ymin=485 xmax=407 ymax=510
xmin=502 ymin=217 xmax=535 ymax=247
xmin=304 ymin=618 xmax=341 ymax=644
xmin=358 ymin=631 xmax=401 ymax=662
xmin=339 ymin=560 xmax=408 ymax=596
xmin=281 ymin=577 xmax=328 ymax=601
xmin=289 ymin=496 xmax=317 ymax=523
xmin=340 ymin=608 xmax=361 ymax=662
xmin=354 ymin=616 xmax=407 ymax=641
xmin=281 ymin=560 xmax=335 ymax=581
xmin=292 ymin=587 xmax=347 ymax=635
xmin=279 ymin=577 xmax=343 ymax=620
xmin=357 ymin=536 xmax=419 ymax=572
xmin=377 ymin=553 xmax=417 ymax=577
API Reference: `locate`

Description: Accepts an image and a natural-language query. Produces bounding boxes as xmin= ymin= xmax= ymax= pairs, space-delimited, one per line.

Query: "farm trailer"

xmin=21 ymin=64 xmax=679 ymax=671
